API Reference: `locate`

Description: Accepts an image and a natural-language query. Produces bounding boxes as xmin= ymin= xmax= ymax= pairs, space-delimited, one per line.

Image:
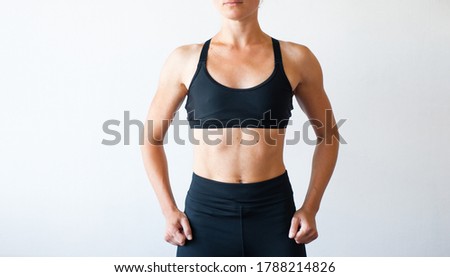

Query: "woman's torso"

xmin=182 ymin=36 xmax=300 ymax=183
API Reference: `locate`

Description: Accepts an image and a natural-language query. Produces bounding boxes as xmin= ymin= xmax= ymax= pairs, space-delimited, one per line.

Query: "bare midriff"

xmin=191 ymin=127 xmax=287 ymax=183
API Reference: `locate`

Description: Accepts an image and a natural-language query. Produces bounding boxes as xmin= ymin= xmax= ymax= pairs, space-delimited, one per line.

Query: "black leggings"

xmin=176 ymin=170 xmax=307 ymax=257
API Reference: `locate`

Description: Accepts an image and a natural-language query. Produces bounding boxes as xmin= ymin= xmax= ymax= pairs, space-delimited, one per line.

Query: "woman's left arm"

xmin=288 ymin=44 xmax=341 ymax=244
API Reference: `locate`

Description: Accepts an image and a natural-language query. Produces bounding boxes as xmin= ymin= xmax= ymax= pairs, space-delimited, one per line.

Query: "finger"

xmin=288 ymin=216 xmax=300 ymax=239
xmin=166 ymin=225 xmax=185 ymax=246
xmin=294 ymin=225 xmax=308 ymax=244
xmin=164 ymin=233 xmax=179 ymax=246
xmin=180 ymin=216 xmax=193 ymax=240
xmin=173 ymin=229 xmax=186 ymax=246
xmin=295 ymin=225 xmax=318 ymax=244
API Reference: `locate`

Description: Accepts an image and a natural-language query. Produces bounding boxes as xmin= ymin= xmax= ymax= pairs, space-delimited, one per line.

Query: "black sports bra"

xmin=185 ymin=37 xmax=294 ymax=129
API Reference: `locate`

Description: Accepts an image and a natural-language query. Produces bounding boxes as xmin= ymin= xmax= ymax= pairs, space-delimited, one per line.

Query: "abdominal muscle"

xmin=191 ymin=127 xmax=287 ymax=183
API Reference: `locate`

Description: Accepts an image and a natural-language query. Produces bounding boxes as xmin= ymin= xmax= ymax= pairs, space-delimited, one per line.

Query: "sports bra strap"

xmin=271 ymin=38 xmax=282 ymax=64
xmin=199 ymin=39 xmax=211 ymax=62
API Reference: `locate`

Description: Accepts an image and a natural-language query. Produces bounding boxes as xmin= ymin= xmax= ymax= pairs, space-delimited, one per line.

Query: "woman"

xmin=141 ymin=0 xmax=340 ymax=257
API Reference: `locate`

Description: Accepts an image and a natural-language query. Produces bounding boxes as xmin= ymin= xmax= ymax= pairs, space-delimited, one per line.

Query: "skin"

xmin=141 ymin=0 xmax=340 ymax=248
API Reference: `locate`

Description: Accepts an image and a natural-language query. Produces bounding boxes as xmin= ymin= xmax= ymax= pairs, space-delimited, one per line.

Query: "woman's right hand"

xmin=164 ymin=209 xmax=193 ymax=246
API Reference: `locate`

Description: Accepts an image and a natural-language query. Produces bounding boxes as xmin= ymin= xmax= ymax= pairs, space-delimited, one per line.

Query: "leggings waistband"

xmin=188 ymin=170 xmax=293 ymax=205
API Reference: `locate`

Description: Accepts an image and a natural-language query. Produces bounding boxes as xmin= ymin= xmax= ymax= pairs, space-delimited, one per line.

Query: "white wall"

xmin=0 ymin=0 xmax=449 ymax=256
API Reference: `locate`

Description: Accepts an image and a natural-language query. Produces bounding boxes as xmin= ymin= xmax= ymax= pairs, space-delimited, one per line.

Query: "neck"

xmin=215 ymin=13 xmax=268 ymax=47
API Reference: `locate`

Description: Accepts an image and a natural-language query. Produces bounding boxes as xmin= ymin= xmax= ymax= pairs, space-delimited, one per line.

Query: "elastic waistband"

xmin=188 ymin=170 xmax=293 ymax=205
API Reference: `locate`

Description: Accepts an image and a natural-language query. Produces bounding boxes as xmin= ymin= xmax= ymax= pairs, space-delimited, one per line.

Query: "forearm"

xmin=301 ymin=135 xmax=339 ymax=214
xmin=141 ymin=143 xmax=178 ymax=217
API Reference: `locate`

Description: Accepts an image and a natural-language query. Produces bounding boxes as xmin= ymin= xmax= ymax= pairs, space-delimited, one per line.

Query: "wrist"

xmin=162 ymin=205 xmax=179 ymax=218
xmin=300 ymin=204 xmax=319 ymax=215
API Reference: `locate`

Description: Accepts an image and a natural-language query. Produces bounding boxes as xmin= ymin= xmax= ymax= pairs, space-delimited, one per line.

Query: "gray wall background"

xmin=1 ymin=0 xmax=449 ymax=256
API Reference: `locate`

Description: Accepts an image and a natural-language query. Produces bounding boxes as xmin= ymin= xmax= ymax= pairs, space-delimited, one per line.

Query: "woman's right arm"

xmin=140 ymin=45 xmax=198 ymax=246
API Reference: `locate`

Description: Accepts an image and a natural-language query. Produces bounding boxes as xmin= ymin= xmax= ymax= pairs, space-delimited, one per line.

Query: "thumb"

xmin=288 ymin=216 xmax=300 ymax=239
xmin=180 ymin=216 xmax=193 ymax=240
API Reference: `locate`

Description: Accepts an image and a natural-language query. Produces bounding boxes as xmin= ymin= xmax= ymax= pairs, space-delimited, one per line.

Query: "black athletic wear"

xmin=184 ymin=38 xmax=294 ymax=129
xmin=176 ymin=38 xmax=305 ymax=257
xmin=176 ymin=170 xmax=307 ymax=257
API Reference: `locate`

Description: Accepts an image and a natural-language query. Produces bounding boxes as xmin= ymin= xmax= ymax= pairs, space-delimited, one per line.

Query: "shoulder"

xmin=159 ymin=42 xmax=205 ymax=87
xmin=161 ymin=43 xmax=203 ymax=73
xmin=166 ymin=43 xmax=203 ymax=64
xmin=278 ymin=40 xmax=323 ymax=89
xmin=279 ymin=40 xmax=319 ymax=67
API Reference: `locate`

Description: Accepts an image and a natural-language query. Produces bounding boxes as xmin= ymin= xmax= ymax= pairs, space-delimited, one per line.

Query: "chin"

xmin=222 ymin=12 xmax=248 ymax=21
xmin=220 ymin=9 xmax=258 ymax=21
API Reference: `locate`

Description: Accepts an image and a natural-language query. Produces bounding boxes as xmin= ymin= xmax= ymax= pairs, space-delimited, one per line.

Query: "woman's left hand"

xmin=288 ymin=207 xmax=319 ymax=244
